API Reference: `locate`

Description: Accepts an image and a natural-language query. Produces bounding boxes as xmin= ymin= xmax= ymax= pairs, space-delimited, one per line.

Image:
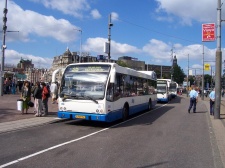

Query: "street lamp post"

xmin=187 ymin=54 xmax=189 ymax=97
xmin=202 ymin=44 xmax=205 ymax=100
xmin=0 ymin=0 xmax=8 ymax=96
xmin=74 ymin=29 xmax=82 ymax=63
xmin=78 ymin=29 xmax=82 ymax=63
xmin=108 ymin=14 xmax=113 ymax=62
xmin=214 ymin=0 xmax=222 ymax=119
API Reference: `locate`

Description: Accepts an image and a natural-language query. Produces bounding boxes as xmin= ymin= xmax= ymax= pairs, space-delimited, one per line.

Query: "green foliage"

xmin=117 ymin=60 xmax=129 ymax=67
xmin=172 ymin=65 xmax=185 ymax=84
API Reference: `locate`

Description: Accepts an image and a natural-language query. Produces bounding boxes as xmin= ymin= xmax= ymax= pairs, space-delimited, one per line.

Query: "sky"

xmin=0 ymin=0 xmax=225 ymax=75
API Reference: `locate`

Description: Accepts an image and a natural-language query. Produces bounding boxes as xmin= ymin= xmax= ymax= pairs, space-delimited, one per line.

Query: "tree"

xmin=172 ymin=65 xmax=185 ymax=84
xmin=117 ymin=60 xmax=129 ymax=67
xmin=204 ymin=74 xmax=212 ymax=88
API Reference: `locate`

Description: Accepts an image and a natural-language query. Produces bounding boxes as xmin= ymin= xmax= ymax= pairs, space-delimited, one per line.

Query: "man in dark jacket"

xmin=33 ymin=82 xmax=43 ymax=117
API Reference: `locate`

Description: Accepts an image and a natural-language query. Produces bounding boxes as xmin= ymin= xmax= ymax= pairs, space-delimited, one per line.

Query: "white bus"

xmin=57 ymin=63 xmax=157 ymax=122
xmin=169 ymin=81 xmax=178 ymax=98
xmin=157 ymin=79 xmax=171 ymax=102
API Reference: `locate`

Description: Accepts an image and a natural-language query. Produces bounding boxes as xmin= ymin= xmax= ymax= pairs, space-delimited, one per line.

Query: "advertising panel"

xmin=202 ymin=23 xmax=215 ymax=42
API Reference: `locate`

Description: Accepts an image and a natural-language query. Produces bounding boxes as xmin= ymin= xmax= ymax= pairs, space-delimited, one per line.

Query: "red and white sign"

xmin=202 ymin=23 xmax=215 ymax=42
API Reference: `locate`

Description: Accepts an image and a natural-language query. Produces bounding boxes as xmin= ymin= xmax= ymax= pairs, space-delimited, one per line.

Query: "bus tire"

xmin=122 ymin=104 xmax=129 ymax=121
xmin=148 ymin=99 xmax=152 ymax=111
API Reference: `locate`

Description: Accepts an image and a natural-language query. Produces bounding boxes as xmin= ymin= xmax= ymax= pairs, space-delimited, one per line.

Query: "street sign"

xmin=202 ymin=23 xmax=215 ymax=42
xmin=204 ymin=63 xmax=210 ymax=71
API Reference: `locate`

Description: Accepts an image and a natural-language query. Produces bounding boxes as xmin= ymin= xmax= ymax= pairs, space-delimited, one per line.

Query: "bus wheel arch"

xmin=122 ymin=102 xmax=129 ymax=121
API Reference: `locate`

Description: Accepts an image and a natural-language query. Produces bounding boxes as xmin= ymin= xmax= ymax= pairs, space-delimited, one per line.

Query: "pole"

xmin=161 ymin=65 xmax=162 ymax=78
xmin=211 ymin=66 xmax=213 ymax=90
xmin=187 ymin=54 xmax=189 ymax=97
xmin=202 ymin=44 xmax=205 ymax=100
xmin=108 ymin=14 xmax=113 ymax=62
xmin=78 ymin=29 xmax=82 ymax=63
xmin=215 ymin=0 xmax=222 ymax=119
xmin=0 ymin=0 xmax=8 ymax=96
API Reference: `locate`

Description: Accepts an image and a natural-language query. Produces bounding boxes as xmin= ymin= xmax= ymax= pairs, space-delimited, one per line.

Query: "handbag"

xmin=27 ymin=101 xmax=34 ymax=107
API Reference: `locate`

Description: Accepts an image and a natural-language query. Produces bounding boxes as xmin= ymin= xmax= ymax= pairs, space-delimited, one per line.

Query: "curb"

xmin=0 ymin=117 xmax=67 ymax=134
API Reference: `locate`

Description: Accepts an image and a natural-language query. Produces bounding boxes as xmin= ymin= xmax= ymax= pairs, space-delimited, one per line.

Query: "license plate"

xmin=75 ymin=115 xmax=86 ymax=119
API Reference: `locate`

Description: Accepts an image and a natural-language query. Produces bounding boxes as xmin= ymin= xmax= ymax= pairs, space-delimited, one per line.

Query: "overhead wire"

xmin=115 ymin=17 xmax=201 ymax=44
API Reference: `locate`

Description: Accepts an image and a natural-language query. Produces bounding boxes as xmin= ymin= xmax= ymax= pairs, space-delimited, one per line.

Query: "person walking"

xmin=222 ymin=89 xmax=224 ymax=97
xmin=209 ymin=88 xmax=215 ymax=115
xmin=11 ymin=79 xmax=16 ymax=94
xmin=21 ymin=81 xmax=31 ymax=114
xmin=188 ymin=85 xmax=198 ymax=113
xmin=33 ymin=82 xmax=43 ymax=117
xmin=41 ymin=82 xmax=49 ymax=116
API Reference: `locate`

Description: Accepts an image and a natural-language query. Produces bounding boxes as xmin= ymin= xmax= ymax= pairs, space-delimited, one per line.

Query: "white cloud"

xmin=82 ymin=37 xmax=141 ymax=59
xmin=111 ymin=12 xmax=119 ymax=21
xmin=0 ymin=1 xmax=81 ymax=43
xmin=155 ymin=0 xmax=217 ymax=25
xmin=142 ymin=39 xmax=217 ymax=70
xmin=5 ymin=50 xmax=52 ymax=68
xmin=29 ymin=0 xmax=90 ymax=18
xmin=143 ymin=39 xmax=172 ymax=61
xmin=90 ymin=9 xmax=101 ymax=19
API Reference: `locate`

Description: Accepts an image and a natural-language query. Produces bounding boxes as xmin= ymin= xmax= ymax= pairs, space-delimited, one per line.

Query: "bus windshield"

xmin=157 ymin=84 xmax=167 ymax=93
xmin=60 ymin=65 xmax=110 ymax=100
xmin=170 ymin=86 xmax=177 ymax=91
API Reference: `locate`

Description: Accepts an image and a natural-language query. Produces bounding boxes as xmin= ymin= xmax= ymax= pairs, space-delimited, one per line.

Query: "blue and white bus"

xmin=169 ymin=81 xmax=178 ymax=98
xmin=57 ymin=63 xmax=157 ymax=122
xmin=157 ymin=79 xmax=171 ymax=102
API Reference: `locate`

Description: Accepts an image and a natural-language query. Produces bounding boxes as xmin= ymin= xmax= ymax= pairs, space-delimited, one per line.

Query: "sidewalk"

xmin=0 ymin=94 xmax=62 ymax=133
xmin=187 ymin=94 xmax=225 ymax=167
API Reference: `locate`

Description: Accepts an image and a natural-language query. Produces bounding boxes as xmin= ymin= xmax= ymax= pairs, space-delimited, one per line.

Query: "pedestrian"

xmin=20 ymin=81 xmax=31 ymax=114
xmin=31 ymin=83 xmax=38 ymax=113
xmin=4 ymin=78 xmax=10 ymax=94
xmin=41 ymin=82 xmax=49 ymax=116
xmin=50 ymin=82 xmax=58 ymax=104
xmin=209 ymin=88 xmax=215 ymax=115
xmin=222 ymin=89 xmax=224 ymax=97
xmin=11 ymin=79 xmax=16 ymax=94
xmin=188 ymin=85 xmax=198 ymax=113
xmin=33 ymin=82 xmax=43 ymax=117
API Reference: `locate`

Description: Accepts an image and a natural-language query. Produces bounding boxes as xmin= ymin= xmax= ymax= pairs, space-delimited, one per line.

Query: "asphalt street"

xmin=0 ymin=96 xmax=224 ymax=168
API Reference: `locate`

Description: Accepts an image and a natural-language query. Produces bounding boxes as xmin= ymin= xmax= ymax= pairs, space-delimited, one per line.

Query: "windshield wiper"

xmin=62 ymin=94 xmax=78 ymax=101
xmin=79 ymin=95 xmax=98 ymax=104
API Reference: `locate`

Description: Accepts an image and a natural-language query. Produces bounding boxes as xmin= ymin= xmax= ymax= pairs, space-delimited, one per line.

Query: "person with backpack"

xmin=40 ymin=82 xmax=49 ymax=116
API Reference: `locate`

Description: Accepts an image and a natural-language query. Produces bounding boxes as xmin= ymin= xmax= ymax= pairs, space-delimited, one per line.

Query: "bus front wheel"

xmin=122 ymin=104 xmax=129 ymax=121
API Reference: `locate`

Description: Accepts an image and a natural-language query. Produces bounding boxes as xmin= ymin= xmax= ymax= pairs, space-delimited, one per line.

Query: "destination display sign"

xmin=157 ymin=80 xmax=167 ymax=84
xmin=66 ymin=65 xmax=110 ymax=73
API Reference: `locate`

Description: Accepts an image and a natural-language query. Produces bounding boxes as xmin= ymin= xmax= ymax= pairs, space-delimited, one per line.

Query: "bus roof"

xmin=65 ymin=62 xmax=157 ymax=81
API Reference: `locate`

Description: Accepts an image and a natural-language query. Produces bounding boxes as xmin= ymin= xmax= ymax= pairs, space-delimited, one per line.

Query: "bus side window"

xmin=106 ymin=83 xmax=114 ymax=101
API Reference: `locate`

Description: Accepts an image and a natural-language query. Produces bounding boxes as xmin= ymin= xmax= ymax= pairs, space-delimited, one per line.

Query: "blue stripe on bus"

xmin=58 ymin=102 xmax=152 ymax=122
xmin=157 ymin=98 xmax=169 ymax=102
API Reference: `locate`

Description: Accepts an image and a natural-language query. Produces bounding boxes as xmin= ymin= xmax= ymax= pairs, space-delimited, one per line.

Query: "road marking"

xmin=0 ymin=104 xmax=166 ymax=168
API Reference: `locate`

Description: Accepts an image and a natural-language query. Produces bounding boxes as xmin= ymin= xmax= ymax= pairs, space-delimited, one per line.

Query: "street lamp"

xmin=108 ymin=14 xmax=113 ymax=62
xmin=74 ymin=29 xmax=82 ymax=63
xmin=0 ymin=0 xmax=8 ymax=96
xmin=187 ymin=54 xmax=189 ymax=97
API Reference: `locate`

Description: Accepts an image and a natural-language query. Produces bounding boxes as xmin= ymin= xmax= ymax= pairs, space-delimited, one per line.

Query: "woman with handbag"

xmin=21 ymin=81 xmax=31 ymax=114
